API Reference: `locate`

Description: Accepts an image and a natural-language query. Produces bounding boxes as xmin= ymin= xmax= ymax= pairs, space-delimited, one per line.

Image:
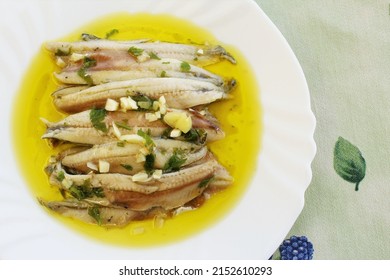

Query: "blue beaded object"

xmin=279 ymin=236 xmax=314 ymax=260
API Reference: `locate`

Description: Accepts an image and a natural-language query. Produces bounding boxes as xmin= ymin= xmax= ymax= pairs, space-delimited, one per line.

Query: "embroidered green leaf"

xmin=333 ymin=137 xmax=366 ymax=191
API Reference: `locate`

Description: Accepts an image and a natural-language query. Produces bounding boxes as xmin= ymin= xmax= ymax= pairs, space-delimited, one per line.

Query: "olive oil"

xmin=12 ymin=13 xmax=262 ymax=247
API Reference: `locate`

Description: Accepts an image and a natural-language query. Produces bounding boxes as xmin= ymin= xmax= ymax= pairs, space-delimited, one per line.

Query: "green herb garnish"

xmin=69 ymin=185 xmax=92 ymax=200
xmin=56 ymin=171 xmax=65 ymax=182
xmin=81 ymin=33 xmax=100 ymax=41
xmin=55 ymin=48 xmax=71 ymax=56
xmin=149 ymin=52 xmax=161 ymax=60
xmin=120 ymin=164 xmax=133 ymax=171
xmin=132 ymin=95 xmax=153 ymax=110
xmin=160 ymin=70 xmax=167 ymax=77
xmin=117 ymin=141 xmax=126 ymax=147
xmin=144 ymin=154 xmax=155 ymax=175
xmin=90 ymin=108 xmax=108 ymax=133
xmin=163 ymin=150 xmax=187 ymax=173
xmin=88 ymin=206 xmax=102 ymax=226
xmin=92 ymin=187 xmax=105 ymax=198
xmin=162 ymin=61 xmax=170 ymax=64
xmin=114 ymin=121 xmax=132 ymax=131
xmin=128 ymin=46 xmax=144 ymax=57
xmin=77 ymin=56 xmax=97 ymax=85
xmin=180 ymin=61 xmax=191 ymax=72
xmin=198 ymin=176 xmax=214 ymax=188
xmin=105 ymin=29 xmax=119 ymax=39
xmin=137 ymin=129 xmax=155 ymax=151
xmin=183 ymin=129 xmax=207 ymax=145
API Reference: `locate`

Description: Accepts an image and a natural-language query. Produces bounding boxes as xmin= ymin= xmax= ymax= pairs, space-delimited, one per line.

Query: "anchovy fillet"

xmin=47 ymin=153 xmax=232 ymax=211
xmin=46 ymin=40 xmax=236 ymax=66
xmin=53 ymin=78 xmax=231 ymax=113
xmin=42 ymin=109 xmax=224 ymax=145
xmin=60 ymin=139 xmax=208 ymax=175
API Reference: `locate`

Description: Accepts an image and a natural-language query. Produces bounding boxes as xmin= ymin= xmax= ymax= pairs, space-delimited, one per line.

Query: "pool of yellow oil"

xmin=12 ymin=13 xmax=262 ymax=247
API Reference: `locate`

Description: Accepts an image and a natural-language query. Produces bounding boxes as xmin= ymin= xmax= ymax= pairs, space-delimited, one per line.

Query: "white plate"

xmin=0 ymin=0 xmax=316 ymax=259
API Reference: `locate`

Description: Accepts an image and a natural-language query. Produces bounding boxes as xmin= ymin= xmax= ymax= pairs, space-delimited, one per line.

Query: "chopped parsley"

xmin=128 ymin=46 xmax=144 ymax=57
xmin=105 ymin=29 xmax=119 ymax=39
xmin=56 ymin=171 xmax=65 ymax=182
xmin=114 ymin=121 xmax=132 ymax=131
xmin=81 ymin=33 xmax=100 ymax=41
xmin=77 ymin=56 xmax=97 ymax=85
xmin=132 ymin=95 xmax=153 ymax=110
xmin=55 ymin=48 xmax=71 ymax=56
xmin=163 ymin=150 xmax=187 ymax=173
xmin=183 ymin=128 xmax=207 ymax=145
xmin=69 ymin=181 xmax=105 ymax=200
xmin=160 ymin=70 xmax=167 ymax=77
xmin=180 ymin=61 xmax=191 ymax=72
xmin=198 ymin=176 xmax=214 ymax=188
xmin=149 ymin=52 xmax=161 ymax=60
xmin=90 ymin=108 xmax=108 ymax=133
xmin=120 ymin=164 xmax=133 ymax=171
xmin=117 ymin=141 xmax=126 ymax=147
xmin=88 ymin=206 xmax=102 ymax=226
xmin=144 ymin=154 xmax=155 ymax=175
xmin=137 ymin=129 xmax=155 ymax=151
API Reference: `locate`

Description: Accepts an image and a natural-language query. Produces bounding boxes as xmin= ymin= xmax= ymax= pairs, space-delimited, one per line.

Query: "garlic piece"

xmin=98 ymin=160 xmax=110 ymax=173
xmin=132 ymin=171 xmax=149 ymax=182
xmin=105 ymin=98 xmax=119 ymax=111
xmin=119 ymin=134 xmax=146 ymax=144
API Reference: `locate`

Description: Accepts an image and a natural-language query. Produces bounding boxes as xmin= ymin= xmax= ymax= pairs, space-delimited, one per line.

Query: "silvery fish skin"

xmin=60 ymin=138 xmax=208 ymax=175
xmin=54 ymin=57 xmax=228 ymax=86
xmin=45 ymin=40 xmax=236 ymax=66
xmin=52 ymin=78 xmax=232 ymax=113
xmin=47 ymin=153 xmax=232 ymax=211
xmin=42 ymin=108 xmax=224 ymax=145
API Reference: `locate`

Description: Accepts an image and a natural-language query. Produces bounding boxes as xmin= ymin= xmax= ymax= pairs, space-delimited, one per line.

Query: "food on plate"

xmin=39 ymin=35 xmax=236 ymax=227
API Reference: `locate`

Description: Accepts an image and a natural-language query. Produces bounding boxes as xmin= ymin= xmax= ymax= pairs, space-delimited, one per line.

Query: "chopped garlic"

xmin=61 ymin=178 xmax=73 ymax=189
xmin=137 ymin=52 xmax=150 ymax=62
xmin=196 ymin=48 xmax=204 ymax=55
xmin=112 ymin=122 xmax=121 ymax=139
xmin=154 ymin=111 xmax=161 ymax=119
xmin=56 ymin=57 xmax=66 ymax=68
xmin=159 ymin=103 xmax=167 ymax=115
xmin=69 ymin=52 xmax=85 ymax=62
xmin=132 ymin=171 xmax=149 ymax=182
xmin=136 ymin=153 xmax=146 ymax=163
xmin=173 ymin=206 xmax=194 ymax=216
xmin=159 ymin=96 xmax=166 ymax=105
xmin=139 ymin=147 xmax=150 ymax=156
xmin=153 ymin=214 xmax=166 ymax=229
xmin=131 ymin=227 xmax=145 ymax=235
xmin=170 ymin=128 xmax=182 ymax=138
xmin=152 ymin=169 xmax=163 ymax=179
xmin=119 ymin=134 xmax=145 ymax=144
xmin=105 ymin=98 xmax=119 ymax=111
xmin=99 ymin=160 xmax=110 ymax=173
xmin=145 ymin=112 xmax=158 ymax=122
xmin=87 ymin=161 xmax=98 ymax=171
xmin=120 ymin=96 xmax=138 ymax=111
xmin=152 ymin=101 xmax=160 ymax=111
xmin=164 ymin=111 xmax=192 ymax=133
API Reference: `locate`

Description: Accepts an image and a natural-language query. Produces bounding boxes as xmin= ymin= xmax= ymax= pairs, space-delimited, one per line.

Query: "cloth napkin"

xmin=256 ymin=0 xmax=390 ymax=259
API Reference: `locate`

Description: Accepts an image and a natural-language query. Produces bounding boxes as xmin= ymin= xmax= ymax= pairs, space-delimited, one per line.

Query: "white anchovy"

xmin=38 ymin=198 xmax=163 ymax=227
xmin=54 ymin=57 xmax=228 ymax=86
xmin=52 ymin=78 xmax=233 ymax=113
xmin=47 ymin=153 xmax=232 ymax=211
xmin=42 ymin=109 xmax=224 ymax=145
xmin=60 ymin=138 xmax=208 ymax=175
xmin=45 ymin=40 xmax=236 ymax=66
